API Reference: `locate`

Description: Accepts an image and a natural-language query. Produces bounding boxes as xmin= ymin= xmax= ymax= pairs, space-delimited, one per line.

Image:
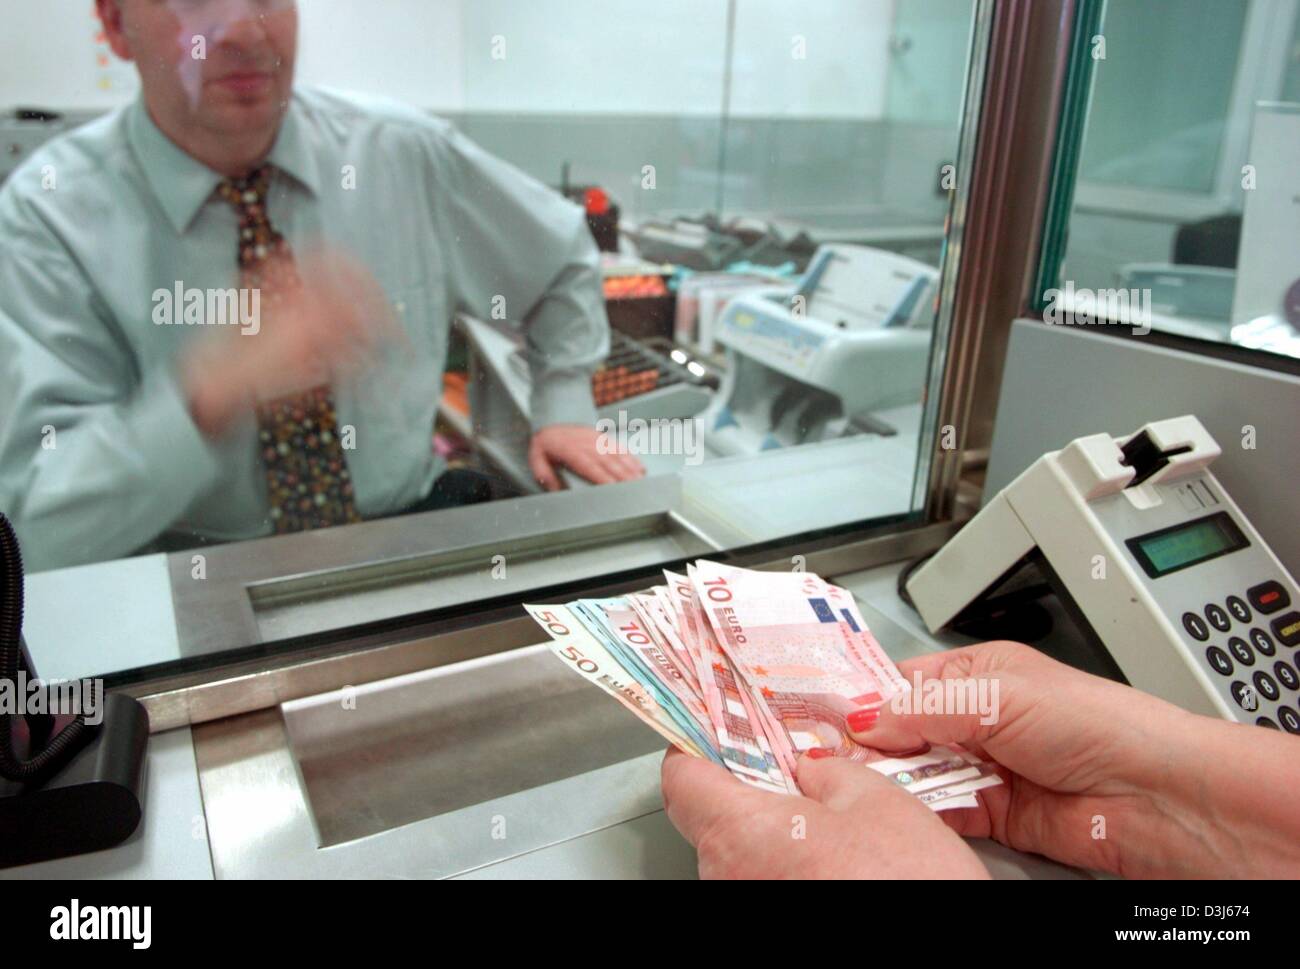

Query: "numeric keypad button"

xmin=1182 ymin=612 xmax=1209 ymax=641
xmin=1249 ymin=627 xmax=1276 ymax=657
xmin=1205 ymin=646 xmax=1233 ymax=677
xmin=1253 ymin=671 xmax=1280 ymax=703
xmin=1273 ymin=660 xmax=1298 ymax=693
xmin=1226 ymin=596 xmax=1252 ymax=624
xmin=1230 ymin=680 xmax=1259 ymax=711
xmin=1227 ymin=637 xmax=1254 ymax=667
xmin=1205 ymin=603 xmax=1231 ymax=633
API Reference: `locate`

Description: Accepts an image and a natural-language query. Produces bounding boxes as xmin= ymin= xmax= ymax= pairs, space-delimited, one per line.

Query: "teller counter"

xmin=20 ymin=426 xmax=922 ymax=681
xmin=185 ymin=562 xmax=1086 ymax=880
xmin=7 ymin=430 xmax=1091 ymax=880
xmin=5 ymin=556 xmax=1092 ymax=880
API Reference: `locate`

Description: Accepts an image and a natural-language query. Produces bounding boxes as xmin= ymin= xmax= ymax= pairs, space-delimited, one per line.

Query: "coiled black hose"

xmin=0 ymin=511 xmax=91 ymax=781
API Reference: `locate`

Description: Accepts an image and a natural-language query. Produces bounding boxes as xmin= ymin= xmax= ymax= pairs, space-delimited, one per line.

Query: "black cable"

xmin=0 ymin=511 xmax=92 ymax=781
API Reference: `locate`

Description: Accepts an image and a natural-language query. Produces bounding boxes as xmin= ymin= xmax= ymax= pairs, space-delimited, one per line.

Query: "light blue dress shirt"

xmin=0 ymin=87 xmax=609 ymax=572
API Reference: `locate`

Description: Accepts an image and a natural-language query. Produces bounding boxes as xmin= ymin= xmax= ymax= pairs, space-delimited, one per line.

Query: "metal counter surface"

xmin=4 ymin=562 xmax=1089 ymax=880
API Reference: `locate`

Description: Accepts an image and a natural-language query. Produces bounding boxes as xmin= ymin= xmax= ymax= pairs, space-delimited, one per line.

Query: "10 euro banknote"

xmin=525 ymin=560 xmax=1002 ymax=811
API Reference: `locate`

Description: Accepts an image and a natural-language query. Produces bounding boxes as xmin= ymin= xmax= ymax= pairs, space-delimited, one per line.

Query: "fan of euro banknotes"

xmin=525 ymin=559 xmax=1002 ymax=810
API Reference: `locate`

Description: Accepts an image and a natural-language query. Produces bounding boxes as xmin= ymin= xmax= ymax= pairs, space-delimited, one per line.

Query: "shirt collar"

xmin=266 ymin=95 xmax=323 ymax=202
xmin=126 ymin=92 xmax=322 ymax=235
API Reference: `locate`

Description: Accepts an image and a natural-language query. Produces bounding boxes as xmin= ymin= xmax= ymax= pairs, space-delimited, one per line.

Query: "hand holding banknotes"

xmin=528 ymin=561 xmax=1005 ymax=807
xmin=668 ymin=639 xmax=1300 ymax=879
xmin=660 ymin=747 xmax=991 ymax=879
xmin=527 ymin=562 xmax=1300 ymax=879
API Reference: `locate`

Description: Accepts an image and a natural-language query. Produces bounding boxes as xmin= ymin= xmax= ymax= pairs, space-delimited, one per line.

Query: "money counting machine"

xmin=699 ymin=244 xmax=938 ymax=457
xmin=444 ymin=244 xmax=937 ymax=485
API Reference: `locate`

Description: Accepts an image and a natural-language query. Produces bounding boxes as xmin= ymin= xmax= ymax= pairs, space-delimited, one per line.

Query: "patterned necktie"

xmin=215 ymin=166 xmax=362 ymax=534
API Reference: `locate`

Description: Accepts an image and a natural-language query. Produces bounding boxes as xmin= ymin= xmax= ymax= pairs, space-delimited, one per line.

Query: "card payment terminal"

xmin=907 ymin=416 xmax=1300 ymax=729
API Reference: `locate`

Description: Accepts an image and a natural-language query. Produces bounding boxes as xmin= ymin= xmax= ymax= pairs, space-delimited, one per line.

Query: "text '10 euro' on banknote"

xmin=525 ymin=560 xmax=1001 ymax=810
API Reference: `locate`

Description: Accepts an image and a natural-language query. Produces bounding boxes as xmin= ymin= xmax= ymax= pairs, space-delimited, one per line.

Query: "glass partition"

xmin=0 ymin=0 xmax=985 ymax=685
xmin=1038 ymin=0 xmax=1300 ymax=360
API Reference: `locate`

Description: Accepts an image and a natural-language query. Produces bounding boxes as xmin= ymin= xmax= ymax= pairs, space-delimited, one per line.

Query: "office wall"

xmin=295 ymin=2 xmax=465 ymax=112
xmin=0 ymin=0 xmax=463 ymax=112
xmin=458 ymin=0 xmax=730 ymax=117
xmin=0 ymin=1 xmax=139 ymax=110
xmin=2 ymin=0 xmax=900 ymax=117
xmin=885 ymin=0 xmax=973 ymax=126
xmin=729 ymin=0 xmax=894 ymax=119
xmin=0 ymin=1 xmax=968 ymax=221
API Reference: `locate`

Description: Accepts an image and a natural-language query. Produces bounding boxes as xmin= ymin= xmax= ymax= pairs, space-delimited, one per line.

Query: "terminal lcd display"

xmin=1126 ymin=512 xmax=1249 ymax=579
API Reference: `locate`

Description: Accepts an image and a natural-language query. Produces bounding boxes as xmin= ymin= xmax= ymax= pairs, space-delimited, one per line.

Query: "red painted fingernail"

xmin=805 ymin=748 xmax=835 ymax=760
xmin=846 ymin=708 xmax=880 ymax=732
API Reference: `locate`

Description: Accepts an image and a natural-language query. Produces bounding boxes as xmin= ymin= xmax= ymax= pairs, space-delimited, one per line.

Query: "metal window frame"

xmin=125 ymin=0 xmax=1088 ymax=730
xmin=928 ymin=0 xmax=1086 ymax=519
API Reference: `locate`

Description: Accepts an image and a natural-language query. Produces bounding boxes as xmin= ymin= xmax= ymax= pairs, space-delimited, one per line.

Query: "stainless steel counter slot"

xmin=165 ymin=439 xmax=921 ymax=665
xmin=194 ymin=638 xmax=675 ymax=879
xmin=189 ymin=594 xmax=967 ymax=879
xmin=248 ymin=511 xmax=714 ymax=643
xmin=169 ymin=477 xmax=728 ymax=658
xmin=281 ymin=645 xmax=664 ymax=847
xmin=196 ymin=727 xmax=670 ymax=879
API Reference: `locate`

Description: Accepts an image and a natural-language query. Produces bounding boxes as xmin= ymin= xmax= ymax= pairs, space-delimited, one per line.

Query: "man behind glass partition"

xmin=0 ymin=0 xmax=645 ymax=573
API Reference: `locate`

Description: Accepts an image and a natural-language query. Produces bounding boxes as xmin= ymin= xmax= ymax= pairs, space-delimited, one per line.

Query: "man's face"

xmin=100 ymin=0 xmax=298 ymax=144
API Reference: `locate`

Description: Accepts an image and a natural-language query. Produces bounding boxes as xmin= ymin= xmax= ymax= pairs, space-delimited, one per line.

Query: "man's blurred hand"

xmin=183 ymin=247 xmax=399 ymax=438
xmin=528 ymin=424 xmax=646 ymax=491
